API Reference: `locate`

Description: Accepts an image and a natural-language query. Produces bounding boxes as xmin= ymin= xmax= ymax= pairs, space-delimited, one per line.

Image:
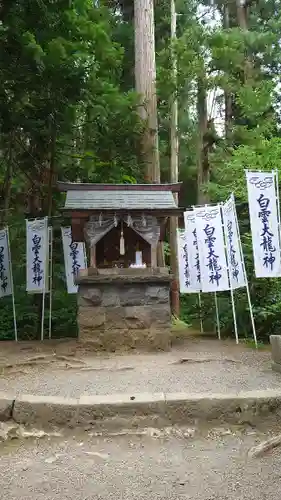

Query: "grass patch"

xmin=241 ymin=338 xmax=270 ymax=350
xmin=172 ymin=317 xmax=191 ymax=331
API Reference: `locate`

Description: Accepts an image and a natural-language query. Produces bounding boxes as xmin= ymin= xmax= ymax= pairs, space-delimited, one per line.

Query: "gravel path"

xmin=0 ymin=338 xmax=279 ymax=398
xmin=0 ymin=424 xmax=280 ymax=499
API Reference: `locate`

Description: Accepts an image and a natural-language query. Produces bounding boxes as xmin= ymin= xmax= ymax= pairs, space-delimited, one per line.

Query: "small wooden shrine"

xmin=58 ymin=182 xmax=183 ymax=351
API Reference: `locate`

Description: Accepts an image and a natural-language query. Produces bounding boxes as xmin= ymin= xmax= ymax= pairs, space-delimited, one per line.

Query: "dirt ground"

xmin=0 ymin=422 xmax=281 ymax=499
xmin=0 ymin=337 xmax=279 ymax=398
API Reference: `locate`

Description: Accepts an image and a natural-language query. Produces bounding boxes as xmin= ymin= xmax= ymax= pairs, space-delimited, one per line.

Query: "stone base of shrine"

xmin=76 ymin=268 xmax=173 ymax=351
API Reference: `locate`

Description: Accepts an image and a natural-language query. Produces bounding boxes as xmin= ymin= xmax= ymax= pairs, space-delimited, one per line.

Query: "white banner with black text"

xmin=183 ymin=210 xmax=201 ymax=292
xmin=177 ymin=229 xmax=190 ymax=294
xmin=26 ymin=218 xmax=48 ymax=293
xmin=61 ymin=227 xmax=87 ymax=294
xmin=194 ymin=205 xmax=229 ymax=293
xmin=245 ymin=171 xmax=281 ymax=278
xmin=222 ymin=194 xmax=246 ymax=289
xmin=0 ymin=228 xmax=12 ymax=297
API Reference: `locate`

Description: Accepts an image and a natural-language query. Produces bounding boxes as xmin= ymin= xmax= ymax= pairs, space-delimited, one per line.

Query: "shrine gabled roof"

xmin=58 ymin=181 xmax=182 ymax=192
xmin=64 ymin=189 xmax=178 ymax=211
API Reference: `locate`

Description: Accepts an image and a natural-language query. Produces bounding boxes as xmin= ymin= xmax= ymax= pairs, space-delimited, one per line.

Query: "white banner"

xmin=61 ymin=227 xmax=87 ymax=294
xmin=177 ymin=229 xmax=190 ymax=294
xmin=245 ymin=171 xmax=281 ymax=278
xmin=194 ymin=205 xmax=229 ymax=292
xmin=26 ymin=218 xmax=48 ymax=293
xmin=0 ymin=228 xmax=12 ymax=297
xmin=222 ymin=195 xmax=246 ymax=289
xmin=184 ymin=211 xmax=201 ymax=292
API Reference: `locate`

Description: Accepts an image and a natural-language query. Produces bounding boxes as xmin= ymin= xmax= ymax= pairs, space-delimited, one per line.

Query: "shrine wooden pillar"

xmin=90 ymin=245 xmax=96 ymax=268
xmin=71 ymin=215 xmax=85 ymax=242
xmin=150 ymin=244 xmax=157 ymax=268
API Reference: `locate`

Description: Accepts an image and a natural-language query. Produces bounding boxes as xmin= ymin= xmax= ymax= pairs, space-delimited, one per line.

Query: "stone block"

xmin=150 ymin=304 xmax=171 ymax=326
xmin=13 ymin=395 xmax=79 ymax=427
xmin=144 ymin=286 xmax=170 ymax=305
xmin=78 ymin=329 xmax=105 ymax=347
xmin=124 ymin=306 xmax=152 ymax=329
xmin=272 ymin=362 xmax=281 ymax=374
xmin=164 ymin=392 xmax=235 ymax=425
xmin=102 ymin=287 xmax=121 ymax=307
xmin=79 ymin=327 xmax=171 ymax=352
xmin=270 ymin=335 xmax=281 ymax=365
xmin=164 ymin=390 xmax=281 ymax=426
xmin=0 ymin=393 xmax=15 ymax=421
xmin=128 ymin=328 xmax=171 ymax=351
xmin=78 ymin=287 xmax=102 ymax=307
xmin=120 ymin=287 xmax=145 ymax=306
xmin=99 ymin=329 xmax=133 ymax=350
xmin=77 ymin=393 xmax=166 ymax=426
xmin=78 ymin=307 xmax=105 ymax=328
xmin=105 ymin=307 xmax=127 ymax=330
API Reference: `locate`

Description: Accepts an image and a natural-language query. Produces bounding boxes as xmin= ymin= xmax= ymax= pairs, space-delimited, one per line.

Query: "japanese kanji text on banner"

xmin=222 ymin=195 xmax=246 ymax=290
xmin=0 ymin=228 xmax=12 ymax=297
xmin=26 ymin=218 xmax=48 ymax=293
xmin=245 ymin=171 xmax=281 ymax=278
xmin=177 ymin=229 xmax=191 ymax=294
xmin=183 ymin=210 xmax=201 ymax=292
xmin=61 ymin=227 xmax=87 ymax=294
xmin=194 ymin=205 xmax=229 ymax=293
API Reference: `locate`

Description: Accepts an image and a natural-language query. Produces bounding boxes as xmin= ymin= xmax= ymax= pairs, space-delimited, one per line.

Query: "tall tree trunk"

xmin=223 ymin=3 xmax=232 ymax=140
xmin=134 ymin=0 xmax=160 ymax=183
xmin=170 ymin=0 xmax=178 ymax=191
xmin=169 ymin=0 xmax=180 ymax=316
xmin=236 ymin=0 xmax=247 ymax=30
xmin=1 ymin=132 xmax=14 ymax=226
xmin=197 ymin=74 xmax=209 ymax=204
xmin=236 ymin=0 xmax=251 ymax=81
xmin=46 ymin=123 xmax=56 ymax=218
xmin=134 ymin=0 xmax=164 ymax=268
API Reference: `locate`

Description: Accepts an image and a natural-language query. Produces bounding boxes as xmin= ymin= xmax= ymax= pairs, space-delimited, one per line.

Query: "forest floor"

xmin=0 ymin=337 xmax=278 ymax=398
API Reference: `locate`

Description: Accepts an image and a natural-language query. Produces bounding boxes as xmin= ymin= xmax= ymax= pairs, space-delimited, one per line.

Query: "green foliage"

xmin=0 ymin=0 xmax=143 ymax=340
xmin=210 ymin=138 xmax=281 ymax=202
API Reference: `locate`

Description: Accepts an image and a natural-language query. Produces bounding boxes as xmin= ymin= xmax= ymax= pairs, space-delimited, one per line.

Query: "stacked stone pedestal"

xmin=76 ymin=268 xmax=172 ymax=351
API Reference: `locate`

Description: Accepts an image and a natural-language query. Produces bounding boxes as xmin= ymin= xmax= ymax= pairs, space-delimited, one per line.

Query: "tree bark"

xmin=46 ymin=122 xmax=56 ymax=218
xmin=134 ymin=0 xmax=164 ymax=267
xmin=236 ymin=0 xmax=251 ymax=81
xmin=169 ymin=0 xmax=180 ymax=316
xmin=223 ymin=2 xmax=233 ymax=140
xmin=197 ymin=74 xmax=209 ymax=204
xmin=236 ymin=0 xmax=248 ymax=30
xmin=134 ymin=0 xmax=160 ymax=183
xmin=1 ymin=132 xmax=14 ymax=226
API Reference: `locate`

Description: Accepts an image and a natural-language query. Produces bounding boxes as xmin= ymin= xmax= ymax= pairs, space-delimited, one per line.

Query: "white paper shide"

xmin=26 ymin=218 xmax=48 ymax=293
xmin=245 ymin=171 xmax=281 ymax=278
xmin=0 ymin=228 xmax=12 ymax=297
xmin=222 ymin=195 xmax=246 ymax=289
xmin=183 ymin=210 xmax=201 ymax=292
xmin=194 ymin=205 xmax=229 ymax=292
xmin=61 ymin=227 xmax=87 ymax=294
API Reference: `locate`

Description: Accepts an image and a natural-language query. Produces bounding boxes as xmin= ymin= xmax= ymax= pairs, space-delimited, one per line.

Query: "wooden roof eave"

xmin=57 ymin=181 xmax=182 ymax=193
xmin=62 ymin=207 xmax=184 ymax=218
